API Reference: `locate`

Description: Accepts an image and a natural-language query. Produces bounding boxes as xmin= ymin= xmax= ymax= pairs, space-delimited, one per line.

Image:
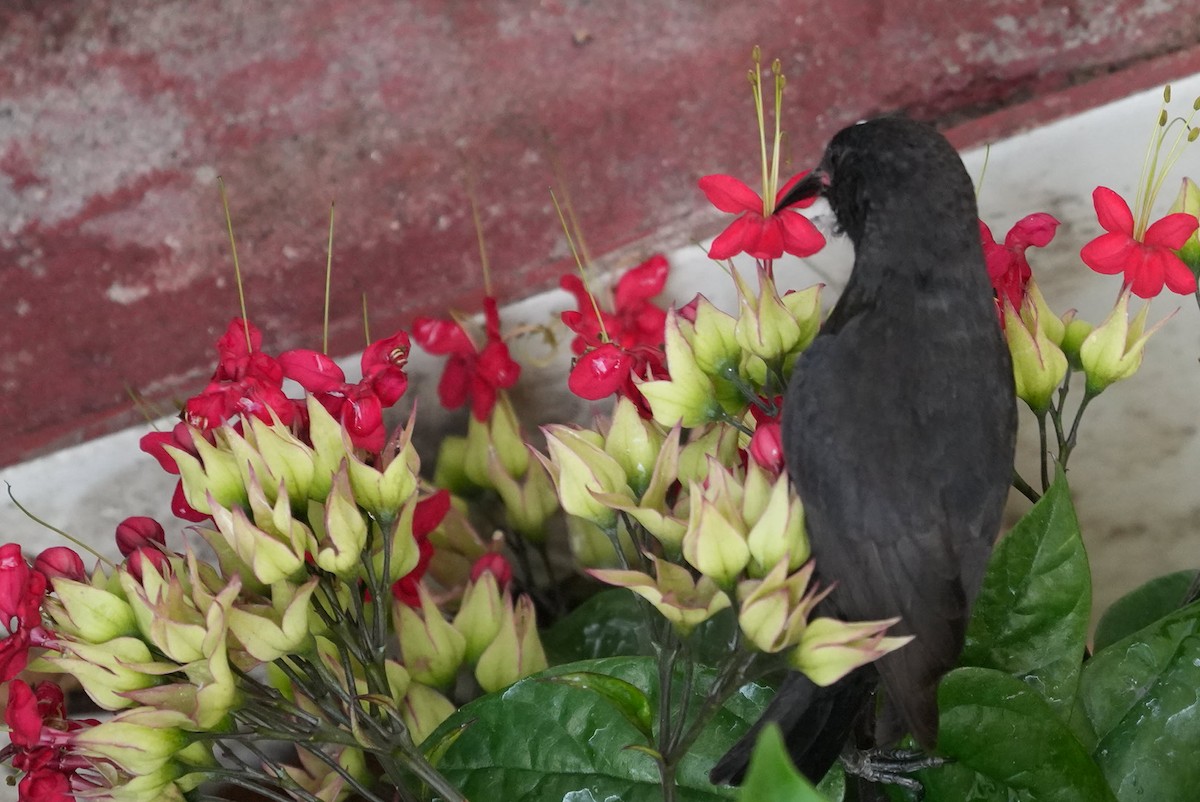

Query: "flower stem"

xmin=1012 ymin=470 xmax=1041 ymax=503
xmin=1036 ymin=411 xmax=1050 ymax=492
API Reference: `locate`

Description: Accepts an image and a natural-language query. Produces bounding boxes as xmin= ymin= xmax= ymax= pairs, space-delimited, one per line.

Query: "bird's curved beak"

xmin=776 ymin=169 xmax=828 ymax=210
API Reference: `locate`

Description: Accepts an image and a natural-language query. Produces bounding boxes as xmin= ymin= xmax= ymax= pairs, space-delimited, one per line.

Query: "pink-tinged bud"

xmin=33 ymin=547 xmax=85 ymax=583
xmin=401 ymin=682 xmax=457 ymax=745
xmin=115 ymin=516 xmax=166 ymax=557
xmin=748 ymin=420 xmax=784 ymax=474
xmin=126 ymin=547 xmax=171 ymax=583
xmin=474 ymin=594 xmax=548 ymax=693
xmin=470 ymin=552 xmax=513 ymax=587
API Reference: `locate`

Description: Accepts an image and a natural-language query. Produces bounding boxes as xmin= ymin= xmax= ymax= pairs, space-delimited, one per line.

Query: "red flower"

xmin=32 ymin=548 xmax=85 ymax=584
xmin=413 ymin=297 xmax=521 ymax=421
xmin=1081 ymin=186 xmax=1199 ymax=298
xmin=560 ymin=255 xmax=671 ymax=410
xmin=279 ymin=330 xmax=412 ymax=453
xmin=115 ymin=516 xmax=166 ymax=558
xmin=391 ymin=490 xmax=450 ymax=606
xmin=749 ymin=420 xmax=785 ymax=475
xmin=185 ymin=319 xmax=294 ymax=430
xmin=699 ymin=172 xmax=826 ymax=261
xmin=3 ymin=679 xmax=98 ymax=802
xmin=979 ymin=213 xmax=1059 ymax=308
xmin=0 ymin=545 xmax=50 ymax=681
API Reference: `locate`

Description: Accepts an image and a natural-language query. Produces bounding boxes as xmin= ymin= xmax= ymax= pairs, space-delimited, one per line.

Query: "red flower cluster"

xmin=979 ymin=213 xmax=1060 ymax=309
xmin=413 ymin=297 xmax=521 ymax=421
xmin=560 ymin=255 xmax=670 ymax=412
xmin=1081 ymin=186 xmax=1199 ymax=298
xmin=2 ymin=679 xmax=99 ymax=802
xmin=699 ymin=172 xmax=826 ymax=261
xmin=0 ymin=544 xmax=53 ymax=682
xmin=185 ymin=319 xmax=296 ymax=431
xmin=279 ymin=330 xmax=412 ymax=453
xmin=140 ymin=421 xmax=212 ymax=522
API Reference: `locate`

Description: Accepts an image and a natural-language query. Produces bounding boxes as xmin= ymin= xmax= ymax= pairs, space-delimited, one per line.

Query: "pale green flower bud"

xmin=677 ymin=424 xmax=740 ymax=486
xmin=737 ymin=561 xmax=822 ymax=653
xmin=401 ymin=683 xmax=457 ymax=746
xmin=73 ymin=711 xmax=190 ymax=775
xmin=1079 ymin=289 xmax=1171 ymax=394
xmin=682 ymin=487 xmax=750 ymax=584
xmin=465 ymin=394 xmax=529 ymax=488
xmin=639 ymin=310 xmax=723 ymax=428
xmin=488 ymin=447 xmax=559 ymax=542
xmin=367 ymin=493 xmax=420 ymax=585
xmin=733 ymin=266 xmax=803 ymax=361
xmin=1168 ymin=177 xmax=1200 ymax=270
xmin=780 ymin=284 xmax=823 ymax=358
xmin=474 ymin=594 xmax=548 ymax=692
xmin=45 ymin=578 xmax=138 ymax=644
xmin=385 ymin=660 xmax=411 ymax=706
xmin=208 ymin=491 xmax=306 ymax=586
xmin=347 ymin=412 xmax=419 ymax=519
xmin=314 ymin=468 xmax=369 ymax=577
xmin=453 ymin=571 xmax=506 ymax=663
xmin=306 ymin=394 xmax=348 ymax=502
xmin=396 ymin=586 xmax=467 ymax=689
xmin=591 ymin=556 xmax=731 ymax=636
xmin=745 ymin=474 xmax=809 ymax=577
xmin=604 ymin=396 xmax=666 ymax=496
xmin=228 ymin=578 xmax=319 ymax=662
xmin=247 ymin=414 xmax=317 ymax=505
xmin=1060 ymin=314 xmax=1094 ymax=371
xmin=34 ymin=637 xmax=162 ymax=710
xmin=789 ymin=616 xmax=913 ymax=687
xmin=541 ymin=424 xmax=633 ymax=529
xmin=1025 ymin=279 xmax=1066 ymax=345
xmin=688 ymin=295 xmax=741 ymax=378
xmin=1003 ymin=299 xmax=1068 ymax=414
xmin=167 ymin=431 xmax=245 ymax=515
xmin=432 ymin=435 xmax=475 ymax=495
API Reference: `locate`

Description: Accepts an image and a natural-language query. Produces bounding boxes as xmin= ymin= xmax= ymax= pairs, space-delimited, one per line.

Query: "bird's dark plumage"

xmin=711 ymin=117 xmax=1017 ymax=786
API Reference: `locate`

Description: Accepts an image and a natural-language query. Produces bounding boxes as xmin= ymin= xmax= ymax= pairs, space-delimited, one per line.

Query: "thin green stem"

xmin=217 ymin=177 xmax=253 ymax=352
xmin=5 ymin=484 xmax=114 ymax=566
xmin=1012 ymin=470 xmax=1041 ymax=504
xmin=1059 ymin=391 xmax=1096 ymax=469
xmin=323 ymin=202 xmax=335 ymax=354
xmin=1036 ymin=411 xmax=1050 ymax=492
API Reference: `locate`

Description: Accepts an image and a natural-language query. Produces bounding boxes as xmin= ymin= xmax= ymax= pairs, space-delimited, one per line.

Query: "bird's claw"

xmin=839 ymin=748 xmax=948 ymax=799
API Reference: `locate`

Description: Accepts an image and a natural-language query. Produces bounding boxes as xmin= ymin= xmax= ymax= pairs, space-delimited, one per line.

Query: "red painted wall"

xmin=3 ymin=1 xmax=1199 ymax=466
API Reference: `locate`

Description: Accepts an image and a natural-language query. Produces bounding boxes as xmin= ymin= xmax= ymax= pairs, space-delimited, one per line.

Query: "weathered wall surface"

xmin=3 ymin=1 xmax=1199 ymax=465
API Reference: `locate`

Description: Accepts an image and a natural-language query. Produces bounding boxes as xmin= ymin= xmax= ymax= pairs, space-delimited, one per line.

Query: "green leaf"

xmin=736 ymin=724 xmax=832 ymax=802
xmin=1092 ymin=569 xmax=1194 ymax=653
xmin=429 ymin=656 xmax=773 ymax=802
xmin=920 ymin=667 xmax=1116 ymax=802
xmin=546 ymin=672 xmax=655 ymax=742
xmin=1079 ymin=601 xmax=1200 ymax=802
xmin=542 ymin=589 xmax=650 ymax=663
xmin=961 ymin=468 xmax=1090 ymax=717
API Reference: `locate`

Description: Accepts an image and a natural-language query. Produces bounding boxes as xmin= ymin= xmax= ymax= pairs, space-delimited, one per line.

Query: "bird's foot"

xmin=839 ymin=748 xmax=947 ymax=799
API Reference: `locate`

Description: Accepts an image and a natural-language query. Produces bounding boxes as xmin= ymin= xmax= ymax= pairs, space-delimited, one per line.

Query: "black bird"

xmin=711 ymin=117 xmax=1017 ymax=789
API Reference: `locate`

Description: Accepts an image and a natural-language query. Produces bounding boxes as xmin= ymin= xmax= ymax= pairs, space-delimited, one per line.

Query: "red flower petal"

xmin=33 ymin=547 xmax=85 ymax=583
xmin=115 ymin=516 xmax=167 ymax=558
xmin=568 ymin=344 xmax=632 ymax=400
xmin=707 ymin=215 xmax=756 ymax=260
xmin=615 ymin=254 xmax=669 ymax=308
xmin=1081 ymin=232 xmax=1137 ymax=275
xmin=362 ymin=331 xmax=411 ymax=377
xmin=774 ymin=171 xmax=818 ymax=210
xmin=699 ymin=174 xmax=763 ymax=214
xmin=1093 ymin=187 xmax=1134 ymax=235
xmin=1144 ymin=212 xmax=1200 ymax=250
xmin=1005 ymin=213 xmax=1060 ymax=250
xmin=1126 ymin=249 xmax=1165 ymax=299
xmin=746 ymin=215 xmax=785 ymax=260
xmin=477 ymin=341 xmax=521 ymax=390
xmin=437 ymin=357 xmax=471 ymax=410
xmin=412 ymin=317 xmax=474 ymax=356
xmin=413 ymin=490 xmax=451 ymax=538
xmin=978 ymin=219 xmax=997 ymax=247
xmin=777 ymin=210 xmax=827 ymax=258
xmin=4 ymin=680 xmax=42 ymax=748
xmin=470 ymin=552 xmax=513 ymax=587
xmin=1162 ymin=250 xmax=1199 ymax=295
xmin=278 ymin=349 xmax=346 ymax=392
xmin=370 ymin=369 xmax=409 ymax=407
xmin=172 ymin=480 xmax=209 ymax=522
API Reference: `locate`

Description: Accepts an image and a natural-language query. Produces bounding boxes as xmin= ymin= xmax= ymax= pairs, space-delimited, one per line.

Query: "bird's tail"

xmin=709 ymin=668 xmax=875 ymax=786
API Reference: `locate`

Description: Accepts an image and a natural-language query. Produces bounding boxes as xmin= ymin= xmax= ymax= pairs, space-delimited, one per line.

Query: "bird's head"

xmin=777 ymin=117 xmax=977 ymax=248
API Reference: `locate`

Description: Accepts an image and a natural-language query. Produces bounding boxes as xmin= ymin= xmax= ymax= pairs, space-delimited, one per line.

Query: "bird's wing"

xmin=781 ymin=313 xmax=1012 ymax=747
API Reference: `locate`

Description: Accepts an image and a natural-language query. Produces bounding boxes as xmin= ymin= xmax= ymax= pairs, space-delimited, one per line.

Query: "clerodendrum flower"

xmin=979 ymin=213 xmax=1059 ymax=309
xmin=1080 ymin=186 xmax=1198 ymax=298
xmin=700 ymin=172 xmax=825 ymax=261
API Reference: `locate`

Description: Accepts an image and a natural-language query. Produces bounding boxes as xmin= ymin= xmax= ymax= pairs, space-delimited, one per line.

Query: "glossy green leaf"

xmin=1092 ymin=569 xmax=1194 ymax=653
xmin=546 ymin=671 xmax=655 ymax=742
xmin=961 ymin=469 xmax=1090 ymax=717
xmin=1079 ymin=601 xmax=1200 ymax=802
xmin=920 ymin=667 xmax=1116 ymax=802
xmin=542 ymin=589 xmax=650 ymax=663
xmin=735 ymin=724 xmax=832 ymax=802
xmin=429 ymin=656 xmax=773 ymax=802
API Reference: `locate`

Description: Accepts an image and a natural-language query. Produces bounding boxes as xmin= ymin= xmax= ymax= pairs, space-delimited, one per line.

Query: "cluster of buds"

xmin=549 ymin=398 xmax=907 ymax=686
